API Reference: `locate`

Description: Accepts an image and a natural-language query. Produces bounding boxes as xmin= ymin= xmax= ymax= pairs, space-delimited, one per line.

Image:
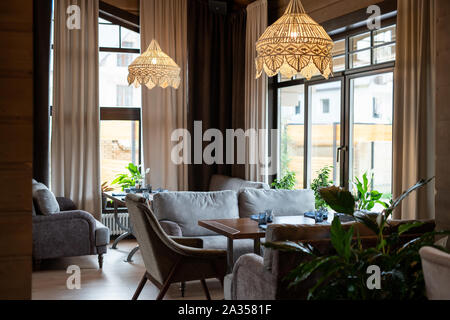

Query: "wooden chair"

xmin=125 ymin=194 xmax=227 ymax=300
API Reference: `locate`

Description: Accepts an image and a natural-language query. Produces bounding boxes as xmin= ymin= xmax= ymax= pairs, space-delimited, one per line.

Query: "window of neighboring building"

xmin=372 ymin=97 xmax=381 ymax=118
xmin=322 ymin=99 xmax=330 ymax=114
xmin=275 ymin=22 xmax=396 ymax=198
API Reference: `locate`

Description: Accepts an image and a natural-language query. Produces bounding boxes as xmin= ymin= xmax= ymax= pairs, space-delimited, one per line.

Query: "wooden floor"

xmin=32 ymin=240 xmax=224 ymax=300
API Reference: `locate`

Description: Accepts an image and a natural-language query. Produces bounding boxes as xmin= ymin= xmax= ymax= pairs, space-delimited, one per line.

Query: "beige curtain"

xmin=393 ymin=0 xmax=436 ymax=220
xmin=51 ymin=0 xmax=101 ymax=219
xmin=245 ymin=0 xmax=268 ymax=183
xmin=140 ymin=0 xmax=188 ymax=191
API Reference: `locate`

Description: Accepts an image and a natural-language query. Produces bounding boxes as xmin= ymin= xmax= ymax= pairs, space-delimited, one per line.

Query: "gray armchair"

xmin=32 ymin=196 xmax=110 ymax=269
xmin=125 ymin=194 xmax=227 ymax=300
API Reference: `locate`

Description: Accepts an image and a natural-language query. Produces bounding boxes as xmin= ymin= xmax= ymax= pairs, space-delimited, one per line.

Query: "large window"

xmin=99 ymin=18 xmax=141 ymax=190
xmin=275 ymin=23 xmax=396 ymax=196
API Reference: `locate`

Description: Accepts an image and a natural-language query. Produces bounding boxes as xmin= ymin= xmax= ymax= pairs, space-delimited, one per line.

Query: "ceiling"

xmin=101 ymin=0 xmax=259 ymax=15
xmin=100 ymin=0 xmax=388 ymax=22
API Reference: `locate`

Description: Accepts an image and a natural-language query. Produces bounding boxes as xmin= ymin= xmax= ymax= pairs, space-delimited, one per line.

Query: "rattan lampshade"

xmin=255 ymin=0 xmax=334 ymax=80
xmin=127 ymin=39 xmax=181 ymax=90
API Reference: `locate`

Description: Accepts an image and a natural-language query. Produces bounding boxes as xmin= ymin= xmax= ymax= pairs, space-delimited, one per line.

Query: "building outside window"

xmin=99 ymin=17 xmax=141 ymax=190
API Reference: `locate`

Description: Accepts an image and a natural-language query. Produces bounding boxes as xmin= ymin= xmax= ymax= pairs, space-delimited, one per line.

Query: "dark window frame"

xmin=269 ymin=19 xmax=396 ymax=190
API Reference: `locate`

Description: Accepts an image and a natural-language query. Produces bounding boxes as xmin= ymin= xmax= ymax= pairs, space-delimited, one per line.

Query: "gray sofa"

xmin=152 ymin=186 xmax=315 ymax=264
xmin=32 ymin=181 xmax=110 ymax=268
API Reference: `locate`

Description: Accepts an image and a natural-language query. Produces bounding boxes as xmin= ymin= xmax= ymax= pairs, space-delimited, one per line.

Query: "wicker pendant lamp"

xmin=127 ymin=39 xmax=181 ymax=90
xmin=255 ymin=0 xmax=334 ymax=80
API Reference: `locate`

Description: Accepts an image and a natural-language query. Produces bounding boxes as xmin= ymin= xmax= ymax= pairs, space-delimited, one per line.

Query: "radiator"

xmin=101 ymin=213 xmax=130 ymax=236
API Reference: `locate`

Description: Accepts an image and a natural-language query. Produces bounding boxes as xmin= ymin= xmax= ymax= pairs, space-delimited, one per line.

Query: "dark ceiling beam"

xmin=99 ymin=1 xmax=140 ymax=33
xmin=321 ymin=0 xmax=397 ymax=33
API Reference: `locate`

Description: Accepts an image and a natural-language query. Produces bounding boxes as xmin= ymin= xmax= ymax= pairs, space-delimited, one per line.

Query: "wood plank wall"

xmin=0 ymin=1 xmax=33 ymax=299
xmin=435 ymin=0 xmax=450 ymax=236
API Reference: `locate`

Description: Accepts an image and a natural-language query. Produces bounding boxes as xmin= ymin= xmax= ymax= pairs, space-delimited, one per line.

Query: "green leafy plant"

xmin=318 ymin=186 xmax=356 ymax=215
xmin=317 ymin=172 xmax=390 ymax=215
xmin=265 ymin=177 xmax=449 ymax=300
xmin=354 ymin=172 xmax=389 ymax=211
xmin=310 ymin=166 xmax=333 ymax=209
xmin=111 ymin=163 xmax=147 ymax=191
xmin=272 ymin=171 xmax=296 ymax=190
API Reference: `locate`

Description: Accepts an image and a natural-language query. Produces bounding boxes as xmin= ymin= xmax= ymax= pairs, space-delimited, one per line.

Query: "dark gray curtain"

xmin=187 ymin=0 xmax=247 ymax=191
xmin=33 ymin=0 xmax=52 ymax=186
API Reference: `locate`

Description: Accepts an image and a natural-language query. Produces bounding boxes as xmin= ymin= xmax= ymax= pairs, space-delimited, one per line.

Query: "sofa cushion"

xmin=32 ymin=180 xmax=48 ymax=194
xmin=152 ymin=191 xmax=240 ymax=237
xmin=32 ymin=180 xmax=51 ymax=215
xmin=34 ymin=189 xmax=60 ymax=216
xmin=209 ymin=174 xmax=270 ymax=191
xmin=32 ymin=201 xmax=37 ymax=216
xmin=199 ymin=235 xmax=255 ymax=264
xmin=238 ymin=189 xmax=315 ymax=218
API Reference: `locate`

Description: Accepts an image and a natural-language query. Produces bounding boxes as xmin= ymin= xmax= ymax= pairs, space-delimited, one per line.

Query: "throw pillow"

xmin=34 ymin=189 xmax=60 ymax=215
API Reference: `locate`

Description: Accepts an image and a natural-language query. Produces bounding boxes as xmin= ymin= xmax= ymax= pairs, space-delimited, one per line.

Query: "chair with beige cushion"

xmin=420 ymin=245 xmax=450 ymax=300
xmin=125 ymin=194 xmax=227 ymax=300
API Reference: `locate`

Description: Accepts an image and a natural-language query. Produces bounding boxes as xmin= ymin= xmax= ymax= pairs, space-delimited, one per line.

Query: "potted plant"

xmin=265 ymin=177 xmax=450 ymax=299
xmin=272 ymin=171 xmax=297 ymax=190
xmin=310 ymin=166 xmax=333 ymax=210
xmin=111 ymin=163 xmax=150 ymax=192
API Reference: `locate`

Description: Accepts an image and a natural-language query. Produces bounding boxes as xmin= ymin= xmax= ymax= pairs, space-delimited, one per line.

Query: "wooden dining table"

xmin=198 ymin=214 xmax=334 ymax=272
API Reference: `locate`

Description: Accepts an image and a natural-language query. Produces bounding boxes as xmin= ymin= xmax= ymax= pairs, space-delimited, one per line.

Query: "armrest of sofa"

xmin=32 ymin=210 xmax=97 ymax=259
xmin=56 ymin=197 xmax=77 ymax=211
xmin=160 ymin=220 xmax=183 ymax=237
xmin=230 ymin=254 xmax=277 ymax=300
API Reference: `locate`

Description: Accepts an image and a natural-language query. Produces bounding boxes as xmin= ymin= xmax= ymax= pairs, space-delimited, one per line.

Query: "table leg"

xmin=254 ymin=238 xmax=261 ymax=256
xmin=111 ymin=231 xmax=131 ymax=249
xmin=125 ymin=245 xmax=140 ymax=263
xmin=227 ymin=238 xmax=234 ymax=273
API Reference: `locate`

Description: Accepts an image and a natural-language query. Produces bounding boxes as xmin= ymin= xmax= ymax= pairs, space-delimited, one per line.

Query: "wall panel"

xmin=0 ymin=0 xmax=33 ymax=300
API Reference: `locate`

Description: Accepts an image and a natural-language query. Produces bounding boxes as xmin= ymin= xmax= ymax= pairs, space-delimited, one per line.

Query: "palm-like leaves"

xmin=318 ymin=186 xmax=355 ymax=215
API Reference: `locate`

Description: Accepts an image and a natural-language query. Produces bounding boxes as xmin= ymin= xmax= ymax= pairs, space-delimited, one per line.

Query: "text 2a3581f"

xmin=222 ymin=304 xmax=272 ymax=316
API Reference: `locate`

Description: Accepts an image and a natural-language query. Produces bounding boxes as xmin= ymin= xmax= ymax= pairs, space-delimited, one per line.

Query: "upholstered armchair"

xmin=125 ymin=194 xmax=228 ymax=300
xmin=32 ymin=180 xmax=110 ymax=269
xmin=32 ymin=196 xmax=110 ymax=269
xmin=420 ymin=245 xmax=450 ymax=300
